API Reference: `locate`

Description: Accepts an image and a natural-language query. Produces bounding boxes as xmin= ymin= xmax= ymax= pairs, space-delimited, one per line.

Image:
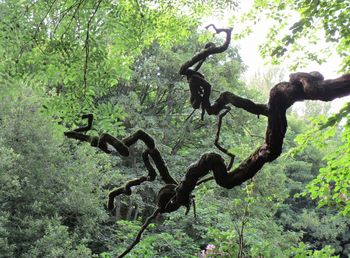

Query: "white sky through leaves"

xmin=202 ymin=1 xmax=349 ymax=113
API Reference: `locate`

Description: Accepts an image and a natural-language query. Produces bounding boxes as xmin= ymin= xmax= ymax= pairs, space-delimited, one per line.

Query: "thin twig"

xmin=215 ymin=107 xmax=235 ymax=170
xmin=59 ymin=0 xmax=85 ymax=38
xmin=196 ymin=176 xmax=214 ymax=186
xmin=33 ymin=0 xmax=58 ymax=40
xmin=185 ymin=109 xmax=196 ymax=122
xmin=117 ymin=208 xmax=161 ymax=258
xmin=53 ymin=0 xmax=83 ymax=35
xmin=83 ymin=0 xmax=103 ymax=92
xmin=230 ymin=112 xmax=265 ymax=140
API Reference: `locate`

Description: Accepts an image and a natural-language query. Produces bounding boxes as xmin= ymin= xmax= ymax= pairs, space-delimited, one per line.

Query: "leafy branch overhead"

xmin=65 ymin=25 xmax=350 ymax=257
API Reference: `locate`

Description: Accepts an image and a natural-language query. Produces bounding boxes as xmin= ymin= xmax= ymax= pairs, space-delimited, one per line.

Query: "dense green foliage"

xmin=0 ymin=0 xmax=349 ymax=257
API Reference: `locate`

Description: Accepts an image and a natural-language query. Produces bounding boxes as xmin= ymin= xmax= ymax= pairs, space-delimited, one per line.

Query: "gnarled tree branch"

xmin=179 ymin=25 xmax=232 ymax=75
xmin=64 ymin=25 xmax=350 ymax=257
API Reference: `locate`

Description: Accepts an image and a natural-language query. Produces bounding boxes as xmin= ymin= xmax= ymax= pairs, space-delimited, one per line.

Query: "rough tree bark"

xmin=64 ymin=25 xmax=350 ymax=257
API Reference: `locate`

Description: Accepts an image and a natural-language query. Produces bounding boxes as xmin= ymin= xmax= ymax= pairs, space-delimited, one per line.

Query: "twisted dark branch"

xmin=107 ymin=175 xmax=149 ymax=211
xmin=179 ymin=25 xmax=232 ymax=75
xmin=176 ymin=26 xmax=350 ymax=212
xmin=73 ymin=113 xmax=93 ymax=132
xmin=107 ymin=145 xmax=178 ymax=210
xmin=65 ymin=72 xmax=350 ymax=257
xmin=65 ymin=26 xmax=350 ymax=257
xmin=188 ymin=73 xmax=269 ymax=116
xmin=64 ymin=117 xmax=177 ymax=211
xmin=175 ymin=72 xmax=350 ymax=206
xmin=182 ymin=25 xmax=268 ymax=118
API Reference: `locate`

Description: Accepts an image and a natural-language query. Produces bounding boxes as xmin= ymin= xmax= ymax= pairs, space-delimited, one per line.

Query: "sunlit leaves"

xmin=291 ymin=109 xmax=350 ymax=216
xmin=291 ymin=242 xmax=337 ymax=258
xmin=243 ymin=0 xmax=341 ymax=69
xmin=94 ymin=102 xmax=127 ymax=135
xmin=0 ymin=0 xmax=225 ymax=130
